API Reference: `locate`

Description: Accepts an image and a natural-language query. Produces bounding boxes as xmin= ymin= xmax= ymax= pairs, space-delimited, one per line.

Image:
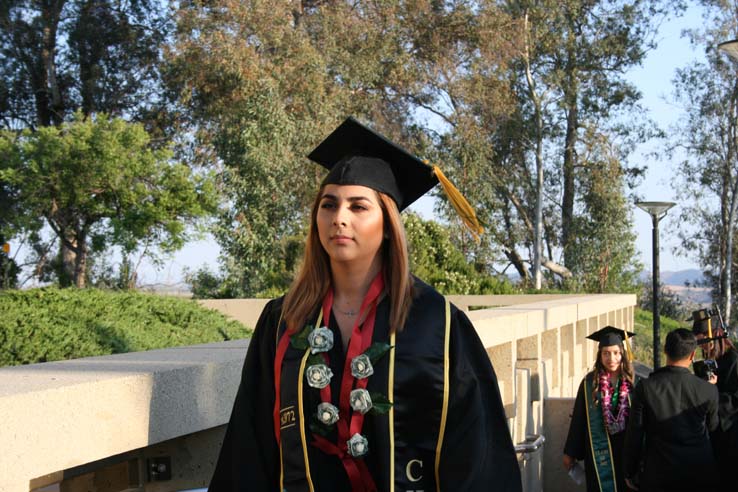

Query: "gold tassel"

xmin=624 ymin=333 xmax=633 ymax=362
xmin=708 ymin=317 xmax=713 ymax=340
xmin=431 ymin=165 xmax=484 ymax=241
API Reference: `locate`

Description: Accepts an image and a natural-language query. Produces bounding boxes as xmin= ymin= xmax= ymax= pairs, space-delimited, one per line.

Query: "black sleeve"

xmin=707 ymin=383 xmax=720 ymax=433
xmin=209 ymin=299 xmax=282 ymax=492
xmin=717 ymin=349 xmax=738 ymax=429
xmin=438 ymin=307 xmax=522 ymax=492
xmin=563 ymin=379 xmax=587 ymax=460
xmin=624 ymin=379 xmax=646 ymax=479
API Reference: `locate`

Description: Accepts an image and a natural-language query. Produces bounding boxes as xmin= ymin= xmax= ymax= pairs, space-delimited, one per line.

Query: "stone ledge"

xmin=0 ymin=340 xmax=249 ymax=492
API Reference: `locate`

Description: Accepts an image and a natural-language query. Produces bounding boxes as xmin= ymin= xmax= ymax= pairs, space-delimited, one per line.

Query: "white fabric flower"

xmin=308 ymin=326 xmax=334 ymax=354
xmin=350 ymin=354 xmax=374 ymax=379
xmin=347 ymin=433 xmax=369 ymax=457
xmin=305 ymin=364 xmax=333 ymax=389
xmin=349 ymin=388 xmax=373 ymax=415
xmin=316 ymin=402 xmax=339 ymax=425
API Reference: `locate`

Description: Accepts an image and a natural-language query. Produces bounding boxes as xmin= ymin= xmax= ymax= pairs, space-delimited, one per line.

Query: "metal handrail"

xmin=514 ymin=434 xmax=545 ymax=454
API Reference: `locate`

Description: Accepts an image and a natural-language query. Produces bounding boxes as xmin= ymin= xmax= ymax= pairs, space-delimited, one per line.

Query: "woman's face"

xmin=316 ymin=184 xmax=385 ymax=266
xmin=600 ymin=345 xmax=623 ymax=373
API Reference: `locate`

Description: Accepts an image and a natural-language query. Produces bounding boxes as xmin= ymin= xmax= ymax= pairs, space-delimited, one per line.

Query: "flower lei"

xmin=597 ymin=370 xmax=632 ymax=434
xmin=276 ymin=273 xmax=391 ymax=492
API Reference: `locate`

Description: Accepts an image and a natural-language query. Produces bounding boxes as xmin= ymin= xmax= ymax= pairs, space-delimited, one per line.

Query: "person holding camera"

xmin=563 ymin=326 xmax=637 ymax=492
xmin=624 ymin=328 xmax=719 ymax=492
xmin=690 ymin=308 xmax=738 ymax=490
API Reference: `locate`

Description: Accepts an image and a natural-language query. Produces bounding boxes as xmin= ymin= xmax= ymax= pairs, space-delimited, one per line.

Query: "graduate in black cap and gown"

xmin=690 ymin=309 xmax=738 ymax=490
xmin=563 ymin=326 xmax=636 ymax=492
xmin=208 ymin=117 xmax=522 ymax=492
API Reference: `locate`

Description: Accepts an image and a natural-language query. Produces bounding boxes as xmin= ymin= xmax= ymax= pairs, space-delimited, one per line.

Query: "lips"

xmin=331 ymin=235 xmax=353 ymax=244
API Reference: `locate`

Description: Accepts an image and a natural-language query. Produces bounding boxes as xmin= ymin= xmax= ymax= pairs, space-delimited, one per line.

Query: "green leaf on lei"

xmin=309 ymin=416 xmax=332 ymax=437
xmin=363 ymin=342 xmax=392 ymax=363
xmin=369 ymin=392 xmax=393 ymax=415
xmin=307 ymin=353 xmax=325 ymax=367
xmin=290 ymin=324 xmax=312 ymax=351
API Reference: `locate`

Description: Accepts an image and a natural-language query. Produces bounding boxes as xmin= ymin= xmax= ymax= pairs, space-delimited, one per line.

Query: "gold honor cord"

xmin=389 ymin=329 xmax=397 ymax=492
xmin=434 ymin=299 xmax=452 ymax=491
xmin=299 ymin=311 xmax=325 ymax=491
xmin=428 ymin=164 xmax=484 ymax=241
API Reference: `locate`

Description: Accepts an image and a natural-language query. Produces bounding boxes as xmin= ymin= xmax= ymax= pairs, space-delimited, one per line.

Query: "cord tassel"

xmin=431 ymin=165 xmax=484 ymax=241
xmin=624 ymin=333 xmax=633 ymax=362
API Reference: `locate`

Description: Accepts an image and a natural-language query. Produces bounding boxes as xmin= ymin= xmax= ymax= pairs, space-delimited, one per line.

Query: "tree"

xmin=491 ymin=0 xmax=677 ymax=288
xmin=168 ymin=0 xmax=520 ymax=296
xmin=0 ymin=0 xmax=169 ymax=129
xmin=564 ymin=125 xmax=642 ymax=293
xmin=670 ymin=0 xmax=738 ymax=322
xmin=0 ymin=113 xmax=216 ymax=287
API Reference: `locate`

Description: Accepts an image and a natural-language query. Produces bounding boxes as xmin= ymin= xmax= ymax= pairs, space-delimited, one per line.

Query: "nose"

xmin=333 ymin=203 xmax=349 ymax=226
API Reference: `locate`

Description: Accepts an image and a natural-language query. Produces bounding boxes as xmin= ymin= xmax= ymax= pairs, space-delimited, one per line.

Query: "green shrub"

xmin=633 ymin=308 xmax=688 ymax=368
xmin=0 ymin=288 xmax=251 ymax=366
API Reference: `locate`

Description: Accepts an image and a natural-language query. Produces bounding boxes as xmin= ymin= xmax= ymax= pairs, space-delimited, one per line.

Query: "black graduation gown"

xmin=624 ymin=366 xmax=720 ymax=492
xmin=209 ymin=278 xmax=522 ymax=491
xmin=712 ymin=348 xmax=738 ymax=489
xmin=563 ymin=374 xmax=633 ymax=492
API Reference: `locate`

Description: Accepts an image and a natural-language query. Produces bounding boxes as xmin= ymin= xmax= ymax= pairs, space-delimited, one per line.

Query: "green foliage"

xmin=168 ymin=0 xmax=520 ymax=296
xmin=404 ymin=213 xmax=517 ymax=295
xmin=633 ymin=307 xmax=688 ymax=367
xmin=563 ymin=127 xmax=642 ymax=293
xmin=0 ymin=288 xmax=250 ymax=367
xmin=0 ymin=113 xmax=216 ymax=287
xmin=0 ymin=0 xmax=169 ymax=127
xmin=668 ymin=1 xmax=738 ymax=322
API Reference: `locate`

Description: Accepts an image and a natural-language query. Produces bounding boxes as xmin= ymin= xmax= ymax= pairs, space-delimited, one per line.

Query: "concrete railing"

xmin=0 ymin=293 xmax=635 ymax=492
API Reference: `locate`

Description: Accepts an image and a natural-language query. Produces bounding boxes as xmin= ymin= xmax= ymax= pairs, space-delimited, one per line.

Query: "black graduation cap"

xmin=689 ymin=309 xmax=719 ymax=336
xmin=308 ymin=117 xmax=436 ymax=211
xmin=586 ymin=326 xmax=635 ymax=347
xmin=307 ymin=117 xmax=483 ymax=237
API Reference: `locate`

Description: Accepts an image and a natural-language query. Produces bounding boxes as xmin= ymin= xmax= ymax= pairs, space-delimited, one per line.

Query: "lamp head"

xmin=636 ymin=201 xmax=676 ymax=218
xmin=718 ymin=39 xmax=738 ymax=62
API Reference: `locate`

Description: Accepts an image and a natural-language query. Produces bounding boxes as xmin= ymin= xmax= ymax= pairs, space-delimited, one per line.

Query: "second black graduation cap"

xmin=307 ymin=117 xmax=437 ymax=211
xmin=586 ymin=326 xmax=635 ymax=347
xmin=689 ymin=308 xmax=719 ymax=335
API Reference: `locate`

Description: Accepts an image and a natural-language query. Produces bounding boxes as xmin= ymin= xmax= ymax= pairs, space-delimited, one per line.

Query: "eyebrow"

xmin=320 ymin=193 xmax=375 ymax=203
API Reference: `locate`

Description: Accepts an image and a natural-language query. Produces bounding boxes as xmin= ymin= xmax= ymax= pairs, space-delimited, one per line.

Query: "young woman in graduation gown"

xmin=208 ymin=117 xmax=522 ymax=492
xmin=563 ymin=327 xmax=636 ymax=492
xmin=691 ymin=309 xmax=738 ymax=490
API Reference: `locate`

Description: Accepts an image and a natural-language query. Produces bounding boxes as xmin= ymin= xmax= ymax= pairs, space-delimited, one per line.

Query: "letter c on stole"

xmin=405 ymin=459 xmax=423 ymax=482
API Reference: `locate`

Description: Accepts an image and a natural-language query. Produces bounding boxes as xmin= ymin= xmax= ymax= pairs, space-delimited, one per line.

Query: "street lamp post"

xmin=636 ymin=201 xmax=676 ymax=369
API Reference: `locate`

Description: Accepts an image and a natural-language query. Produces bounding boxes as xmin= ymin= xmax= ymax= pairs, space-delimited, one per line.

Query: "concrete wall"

xmin=0 ymin=293 xmax=635 ymax=492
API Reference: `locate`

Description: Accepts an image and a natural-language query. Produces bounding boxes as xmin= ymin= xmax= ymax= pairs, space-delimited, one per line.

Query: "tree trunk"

xmin=562 ymin=103 xmax=577 ymax=266
xmin=523 ymin=11 xmax=543 ymax=290
xmin=59 ymin=233 xmax=76 ymax=287
xmin=74 ymin=232 xmax=88 ymax=288
xmin=561 ymin=41 xmax=578 ymax=269
xmin=38 ymin=1 xmax=65 ymax=126
xmin=505 ymin=248 xmax=530 ymax=283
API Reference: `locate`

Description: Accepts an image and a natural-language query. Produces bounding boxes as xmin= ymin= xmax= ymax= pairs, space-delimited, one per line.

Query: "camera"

xmin=693 ymin=359 xmax=718 ymax=380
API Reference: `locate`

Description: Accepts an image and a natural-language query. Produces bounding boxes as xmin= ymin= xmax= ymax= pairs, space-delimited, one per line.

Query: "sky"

xmin=626 ymin=3 xmax=707 ymax=273
xmin=131 ymin=4 xmax=711 ymax=287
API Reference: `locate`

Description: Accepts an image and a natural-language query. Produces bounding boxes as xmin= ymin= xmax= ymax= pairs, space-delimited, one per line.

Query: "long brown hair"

xmin=282 ymin=186 xmax=414 ymax=333
xmin=593 ymin=343 xmax=634 ymax=384
xmin=701 ymin=328 xmax=737 ymax=360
